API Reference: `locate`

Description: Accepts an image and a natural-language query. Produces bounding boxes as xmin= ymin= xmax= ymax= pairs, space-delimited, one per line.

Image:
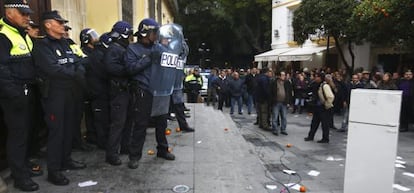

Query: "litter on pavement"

xmin=326 ymin=156 xmax=344 ymax=161
xmin=284 ymin=183 xmax=302 ymax=191
xmin=78 ymin=180 xmax=98 ymax=187
xmin=402 ymin=172 xmax=414 ymax=178
xmin=265 ymin=184 xmax=277 ymax=190
xmin=395 ymin=164 xmax=406 ymax=168
xmin=393 ymin=184 xmax=411 ymax=192
xmin=307 ymin=170 xmax=320 ymax=176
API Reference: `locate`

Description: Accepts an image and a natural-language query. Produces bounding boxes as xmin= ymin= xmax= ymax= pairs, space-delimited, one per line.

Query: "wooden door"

xmin=0 ymin=0 xmax=51 ymax=24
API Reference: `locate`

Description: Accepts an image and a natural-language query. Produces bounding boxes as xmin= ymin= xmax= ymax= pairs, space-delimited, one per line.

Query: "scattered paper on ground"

xmin=308 ymin=170 xmax=320 ymax=176
xmin=403 ymin=172 xmax=414 ymax=178
xmin=395 ymin=160 xmax=406 ymax=164
xmin=326 ymin=156 xmax=344 ymax=161
xmin=265 ymin=185 xmax=277 ymax=190
xmin=78 ymin=180 xmax=98 ymax=187
xmin=395 ymin=164 xmax=406 ymax=168
xmin=396 ymin=156 xmax=403 ymax=160
xmin=284 ymin=183 xmax=301 ymax=191
xmin=197 ymin=141 xmax=202 ymax=144
xmin=283 ymin=169 xmax=296 ymax=175
xmin=393 ymin=184 xmax=411 ymax=191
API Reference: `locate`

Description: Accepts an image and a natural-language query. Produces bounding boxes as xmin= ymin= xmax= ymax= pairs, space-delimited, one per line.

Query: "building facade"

xmin=255 ymin=0 xmax=373 ymax=72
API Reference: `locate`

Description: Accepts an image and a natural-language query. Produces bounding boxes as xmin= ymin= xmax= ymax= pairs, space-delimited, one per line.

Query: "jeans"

xmin=272 ymin=102 xmax=287 ymax=132
xmin=341 ymin=107 xmax=349 ymax=130
xmin=230 ymin=95 xmax=243 ymax=114
xmin=246 ymin=93 xmax=254 ymax=114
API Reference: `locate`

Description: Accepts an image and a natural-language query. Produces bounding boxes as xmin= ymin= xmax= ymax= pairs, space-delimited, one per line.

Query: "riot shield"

xmin=150 ymin=23 xmax=185 ymax=116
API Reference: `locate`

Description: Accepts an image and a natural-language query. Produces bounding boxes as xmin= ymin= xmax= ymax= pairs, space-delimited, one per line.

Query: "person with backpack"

xmin=304 ymin=73 xmax=334 ymax=143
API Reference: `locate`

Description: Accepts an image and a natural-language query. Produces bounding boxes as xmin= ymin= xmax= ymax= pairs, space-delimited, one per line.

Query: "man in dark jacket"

xmin=245 ymin=68 xmax=258 ymax=114
xmin=255 ymin=68 xmax=273 ymax=130
xmin=104 ymin=21 xmax=133 ymax=166
xmin=85 ymin=33 xmax=112 ymax=149
xmin=398 ymin=70 xmax=414 ymax=132
xmin=270 ymin=71 xmax=292 ymax=135
xmin=33 ymin=10 xmax=87 ymax=186
xmin=228 ymin=71 xmax=246 ymax=115
xmin=125 ymin=18 xmax=175 ymax=170
xmin=213 ymin=70 xmax=229 ymax=111
xmin=0 ymin=0 xmax=39 ymax=191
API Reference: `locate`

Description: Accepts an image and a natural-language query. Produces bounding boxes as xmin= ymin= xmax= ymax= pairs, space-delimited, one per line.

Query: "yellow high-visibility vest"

xmin=0 ymin=18 xmax=33 ymax=57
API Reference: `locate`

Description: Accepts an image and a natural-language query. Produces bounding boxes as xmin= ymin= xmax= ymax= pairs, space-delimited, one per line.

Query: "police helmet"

xmin=134 ymin=18 xmax=159 ymax=37
xmin=99 ymin=32 xmax=113 ymax=48
xmin=80 ymin=28 xmax=100 ymax=45
xmin=110 ymin=21 xmax=133 ymax=39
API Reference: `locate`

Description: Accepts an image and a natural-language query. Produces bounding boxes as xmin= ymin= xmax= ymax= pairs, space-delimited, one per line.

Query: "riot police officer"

xmin=0 ymin=0 xmax=39 ymax=191
xmin=104 ymin=21 xmax=133 ymax=166
xmin=126 ymin=18 xmax=176 ymax=169
xmin=33 ymin=10 xmax=86 ymax=186
xmin=86 ymin=32 xmax=112 ymax=150
xmin=79 ymin=28 xmax=101 ymax=147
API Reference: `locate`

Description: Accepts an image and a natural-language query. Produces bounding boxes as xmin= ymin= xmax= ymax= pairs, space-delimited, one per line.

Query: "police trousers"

xmin=106 ymin=91 xmax=129 ymax=158
xmin=0 ymin=86 xmax=35 ymax=180
xmin=42 ymin=87 xmax=79 ymax=172
xmin=129 ymin=88 xmax=169 ymax=161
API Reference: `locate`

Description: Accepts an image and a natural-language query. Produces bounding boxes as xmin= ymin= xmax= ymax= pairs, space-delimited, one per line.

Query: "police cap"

xmin=4 ymin=0 xmax=33 ymax=14
xmin=40 ymin=10 xmax=68 ymax=23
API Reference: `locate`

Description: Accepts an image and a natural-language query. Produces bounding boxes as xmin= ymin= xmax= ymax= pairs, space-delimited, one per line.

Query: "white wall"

xmin=340 ymin=43 xmax=371 ymax=71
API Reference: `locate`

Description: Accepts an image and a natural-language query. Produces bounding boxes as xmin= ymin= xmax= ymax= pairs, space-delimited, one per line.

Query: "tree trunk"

xmin=333 ymin=36 xmax=352 ymax=78
xmin=347 ymin=40 xmax=355 ymax=78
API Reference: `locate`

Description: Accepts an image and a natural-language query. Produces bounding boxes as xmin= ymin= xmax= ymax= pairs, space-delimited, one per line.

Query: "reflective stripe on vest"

xmin=0 ymin=18 xmax=33 ymax=57
xmin=70 ymin=44 xmax=86 ymax=58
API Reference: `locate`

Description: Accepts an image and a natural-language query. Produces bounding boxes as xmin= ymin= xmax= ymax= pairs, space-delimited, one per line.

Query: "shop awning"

xmin=278 ymin=46 xmax=330 ymax=61
xmin=254 ymin=48 xmax=294 ymax=62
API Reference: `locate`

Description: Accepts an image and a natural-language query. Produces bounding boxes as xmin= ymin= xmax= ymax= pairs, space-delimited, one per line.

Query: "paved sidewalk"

xmin=224 ymin=104 xmax=414 ymax=193
xmin=2 ymin=103 xmax=414 ymax=193
xmin=2 ymin=103 xmax=269 ymax=193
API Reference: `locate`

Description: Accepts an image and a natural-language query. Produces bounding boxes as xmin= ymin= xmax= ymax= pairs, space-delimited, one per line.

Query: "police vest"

xmin=0 ymin=18 xmax=35 ymax=83
xmin=0 ymin=18 xmax=33 ymax=57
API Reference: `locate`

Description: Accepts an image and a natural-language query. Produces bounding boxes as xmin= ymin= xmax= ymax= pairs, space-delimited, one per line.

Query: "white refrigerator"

xmin=344 ymin=89 xmax=402 ymax=193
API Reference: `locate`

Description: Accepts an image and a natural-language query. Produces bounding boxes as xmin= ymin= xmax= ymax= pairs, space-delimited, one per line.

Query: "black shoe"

xmin=254 ymin=122 xmax=259 ymax=125
xmin=62 ymin=160 xmax=86 ymax=170
xmin=238 ymin=112 xmax=243 ymax=115
xmin=304 ymin=137 xmax=313 ymax=141
xmin=106 ymin=156 xmax=122 ymax=166
xmin=181 ymin=127 xmax=195 ymax=132
xmin=317 ymin=139 xmax=329 ymax=143
xmin=48 ymin=171 xmax=69 ymax=186
xmin=128 ymin=160 xmax=139 ymax=169
xmin=157 ymin=152 xmax=175 ymax=160
xmin=14 ymin=178 xmax=39 ymax=191
xmin=281 ymin=131 xmax=288 ymax=135
xmin=272 ymin=131 xmax=279 ymax=136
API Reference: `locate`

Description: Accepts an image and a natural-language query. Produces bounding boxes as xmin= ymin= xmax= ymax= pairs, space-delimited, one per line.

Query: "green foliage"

xmin=293 ymin=0 xmax=357 ymax=44
xmin=351 ymin=0 xmax=414 ymax=48
xmin=176 ymin=0 xmax=272 ymax=67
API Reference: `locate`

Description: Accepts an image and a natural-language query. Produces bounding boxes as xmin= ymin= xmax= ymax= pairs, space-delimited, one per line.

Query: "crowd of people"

xmin=0 ymin=0 xmax=194 ymax=191
xmin=202 ymin=66 xmax=414 ymax=142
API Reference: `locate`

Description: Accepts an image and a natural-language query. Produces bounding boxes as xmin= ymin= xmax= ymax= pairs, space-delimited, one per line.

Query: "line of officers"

xmin=0 ymin=1 xmax=193 ymax=191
